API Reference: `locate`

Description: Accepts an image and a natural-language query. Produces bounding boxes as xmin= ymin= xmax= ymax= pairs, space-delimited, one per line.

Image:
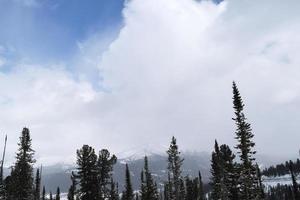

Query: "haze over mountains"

xmin=11 ymin=147 xmax=290 ymax=193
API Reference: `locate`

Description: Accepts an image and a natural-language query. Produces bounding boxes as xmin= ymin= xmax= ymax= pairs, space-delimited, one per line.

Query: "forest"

xmin=0 ymin=82 xmax=299 ymax=200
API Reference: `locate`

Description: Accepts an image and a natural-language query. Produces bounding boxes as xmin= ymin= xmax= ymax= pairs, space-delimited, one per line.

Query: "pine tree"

xmin=12 ymin=127 xmax=36 ymax=200
xmin=42 ymin=186 xmax=46 ymax=200
xmin=167 ymin=136 xmax=184 ymax=200
xmin=140 ymin=156 xmax=159 ymax=200
xmin=34 ymin=168 xmax=41 ymax=200
xmin=67 ymin=172 xmax=76 ymax=200
xmin=55 ymin=187 xmax=60 ymax=200
xmin=185 ymin=177 xmax=194 ymax=200
xmin=289 ymin=161 xmax=300 ymax=200
xmin=179 ymin=178 xmax=185 ymax=200
xmin=110 ymin=178 xmax=119 ymax=200
xmin=49 ymin=191 xmax=53 ymax=200
xmin=232 ymin=82 xmax=258 ymax=200
xmin=76 ymin=145 xmax=99 ymax=200
xmin=122 ymin=164 xmax=133 ymax=200
xmin=210 ymin=140 xmax=222 ymax=200
xmin=97 ymin=149 xmax=117 ymax=199
xmin=198 ymin=171 xmax=205 ymax=200
xmin=256 ymin=164 xmax=265 ymax=199
xmin=219 ymin=144 xmax=239 ymax=200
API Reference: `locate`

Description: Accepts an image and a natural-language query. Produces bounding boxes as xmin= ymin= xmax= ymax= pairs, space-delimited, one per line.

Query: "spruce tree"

xmin=198 ymin=171 xmax=205 ymax=200
xmin=122 ymin=164 xmax=134 ymax=200
xmin=42 ymin=186 xmax=46 ymax=200
xmin=67 ymin=172 xmax=76 ymax=200
xmin=179 ymin=178 xmax=185 ymax=200
xmin=210 ymin=140 xmax=222 ymax=200
xmin=255 ymin=164 xmax=265 ymax=199
xmin=12 ymin=127 xmax=36 ymax=200
xmin=55 ymin=187 xmax=60 ymax=200
xmin=110 ymin=178 xmax=119 ymax=200
xmin=185 ymin=177 xmax=194 ymax=200
xmin=34 ymin=168 xmax=41 ymax=200
xmin=232 ymin=82 xmax=258 ymax=200
xmin=219 ymin=144 xmax=239 ymax=200
xmin=76 ymin=145 xmax=99 ymax=200
xmin=140 ymin=156 xmax=159 ymax=200
xmin=97 ymin=149 xmax=117 ymax=199
xmin=289 ymin=161 xmax=300 ymax=200
xmin=49 ymin=191 xmax=53 ymax=200
xmin=167 ymin=136 xmax=184 ymax=200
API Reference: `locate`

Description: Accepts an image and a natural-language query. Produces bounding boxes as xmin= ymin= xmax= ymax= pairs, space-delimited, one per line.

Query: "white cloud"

xmin=1 ymin=0 xmax=300 ymax=165
xmin=97 ymin=0 xmax=300 ymax=157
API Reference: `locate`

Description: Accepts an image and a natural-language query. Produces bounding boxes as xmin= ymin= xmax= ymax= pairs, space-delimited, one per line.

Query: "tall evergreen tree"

xmin=289 ymin=161 xmax=300 ymax=200
xmin=49 ymin=191 xmax=53 ymax=200
xmin=219 ymin=144 xmax=239 ymax=200
xmin=210 ymin=140 xmax=222 ymax=200
xmin=12 ymin=127 xmax=36 ymax=200
xmin=122 ymin=164 xmax=134 ymax=200
xmin=198 ymin=171 xmax=205 ymax=200
xmin=97 ymin=149 xmax=117 ymax=199
xmin=140 ymin=156 xmax=159 ymax=200
xmin=256 ymin=164 xmax=265 ymax=199
xmin=55 ymin=187 xmax=60 ymax=200
xmin=167 ymin=136 xmax=184 ymax=200
xmin=67 ymin=172 xmax=77 ymax=200
xmin=42 ymin=186 xmax=46 ymax=200
xmin=110 ymin=178 xmax=119 ymax=200
xmin=232 ymin=82 xmax=258 ymax=200
xmin=76 ymin=145 xmax=99 ymax=200
xmin=185 ymin=177 xmax=195 ymax=200
xmin=34 ymin=168 xmax=41 ymax=200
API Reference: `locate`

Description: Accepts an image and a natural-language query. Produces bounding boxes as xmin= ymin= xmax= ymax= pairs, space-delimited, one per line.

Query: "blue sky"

xmin=0 ymin=0 xmax=124 ymax=65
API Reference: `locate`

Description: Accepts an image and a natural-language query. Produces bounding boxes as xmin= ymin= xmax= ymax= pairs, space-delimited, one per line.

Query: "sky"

xmin=0 ymin=0 xmax=300 ymax=165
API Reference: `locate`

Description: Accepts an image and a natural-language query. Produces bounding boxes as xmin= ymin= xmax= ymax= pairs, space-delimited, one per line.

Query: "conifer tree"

xmin=76 ymin=145 xmax=99 ymax=200
xmin=34 ymin=168 xmax=41 ymax=200
xmin=55 ymin=187 xmax=60 ymax=200
xmin=255 ymin=164 xmax=265 ymax=199
xmin=67 ymin=172 xmax=76 ymax=200
xmin=289 ymin=161 xmax=300 ymax=200
xmin=97 ymin=149 xmax=117 ymax=199
xmin=210 ymin=140 xmax=222 ymax=200
xmin=110 ymin=178 xmax=119 ymax=200
xmin=12 ymin=127 xmax=36 ymax=200
xmin=3 ymin=172 xmax=14 ymax=200
xmin=167 ymin=136 xmax=184 ymax=200
xmin=122 ymin=164 xmax=134 ymax=200
xmin=232 ymin=82 xmax=258 ymax=200
xmin=49 ymin=191 xmax=53 ymax=200
xmin=42 ymin=186 xmax=46 ymax=200
xmin=179 ymin=178 xmax=185 ymax=200
xmin=219 ymin=144 xmax=239 ymax=200
xmin=185 ymin=177 xmax=194 ymax=200
xmin=140 ymin=156 xmax=159 ymax=200
xmin=198 ymin=171 xmax=205 ymax=200
xmin=122 ymin=164 xmax=133 ymax=200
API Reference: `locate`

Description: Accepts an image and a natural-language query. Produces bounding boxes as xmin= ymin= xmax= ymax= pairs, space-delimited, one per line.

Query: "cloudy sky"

xmin=0 ymin=0 xmax=300 ymax=165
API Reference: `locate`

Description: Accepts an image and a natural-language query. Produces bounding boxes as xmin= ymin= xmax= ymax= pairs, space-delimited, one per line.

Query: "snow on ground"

xmin=262 ymin=174 xmax=300 ymax=187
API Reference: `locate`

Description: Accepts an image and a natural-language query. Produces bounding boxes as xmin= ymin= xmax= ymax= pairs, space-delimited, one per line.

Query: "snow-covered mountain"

xmin=6 ymin=148 xmax=288 ymax=193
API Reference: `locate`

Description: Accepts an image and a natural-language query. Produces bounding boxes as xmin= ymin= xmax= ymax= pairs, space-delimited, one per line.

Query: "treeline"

xmin=263 ymin=159 xmax=300 ymax=177
xmin=0 ymin=82 xmax=299 ymax=200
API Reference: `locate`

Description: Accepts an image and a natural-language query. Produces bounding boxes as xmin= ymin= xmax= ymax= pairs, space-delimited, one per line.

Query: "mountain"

xmin=26 ymin=150 xmax=211 ymax=193
xmin=3 ymin=149 xmax=287 ymax=193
